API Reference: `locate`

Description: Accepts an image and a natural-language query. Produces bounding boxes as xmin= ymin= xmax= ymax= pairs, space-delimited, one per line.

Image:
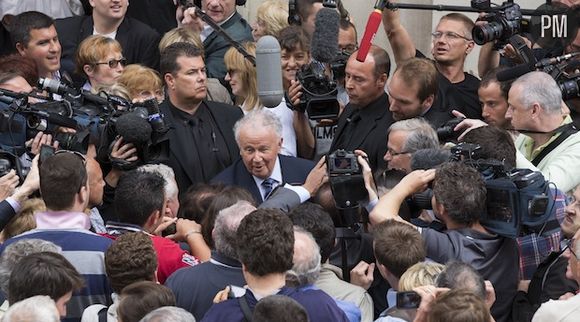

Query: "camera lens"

xmin=472 ymin=22 xmax=504 ymax=45
xmin=559 ymin=79 xmax=579 ymax=101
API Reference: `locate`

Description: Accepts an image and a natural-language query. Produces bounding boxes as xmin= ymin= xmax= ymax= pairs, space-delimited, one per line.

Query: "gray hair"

xmin=139 ymin=306 xmax=196 ymax=322
xmin=436 ymin=261 xmax=486 ymax=299
xmin=287 ymin=226 xmax=321 ymax=286
xmin=213 ymin=201 xmax=257 ymax=259
xmin=233 ymin=109 xmax=283 ymax=144
xmin=0 ymin=239 xmax=62 ymax=295
xmin=2 ymin=295 xmax=60 ymax=322
xmin=511 ymin=71 xmax=562 ymax=114
xmin=138 ymin=164 xmax=179 ymax=199
xmin=388 ymin=118 xmax=439 ymax=153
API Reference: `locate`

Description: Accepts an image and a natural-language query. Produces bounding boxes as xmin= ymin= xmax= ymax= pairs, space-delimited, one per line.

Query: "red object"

xmin=356 ymin=9 xmax=383 ymax=62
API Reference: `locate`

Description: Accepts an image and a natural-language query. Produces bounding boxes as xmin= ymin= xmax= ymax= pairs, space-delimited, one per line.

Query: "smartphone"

xmin=39 ymin=144 xmax=56 ymax=167
xmin=396 ymin=291 xmax=421 ymax=309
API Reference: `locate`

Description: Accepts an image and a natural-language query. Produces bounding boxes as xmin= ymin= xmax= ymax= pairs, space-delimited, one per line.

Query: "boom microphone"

xmin=310 ymin=7 xmax=340 ymax=63
xmin=356 ymin=1 xmax=387 ymax=62
xmin=256 ymin=36 xmax=284 ymax=108
xmin=496 ymin=64 xmax=533 ymax=82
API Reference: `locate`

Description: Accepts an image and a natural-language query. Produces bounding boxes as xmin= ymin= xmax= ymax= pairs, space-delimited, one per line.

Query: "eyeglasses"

xmin=431 ymin=31 xmax=472 ymax=42
xmin=94 ymin=58 xmax=127 ymax=68
xmin=339 ymin=44 xmax=359 ymax=53
xmin=562 ymin=238 xmax=580 ymax=260
xmin=54 ymin=149 xmax=87 ymax=165
xmin=386 ymin=149 xmax=410 ymax=157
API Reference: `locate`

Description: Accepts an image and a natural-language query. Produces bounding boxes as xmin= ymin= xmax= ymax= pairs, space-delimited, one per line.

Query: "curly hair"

xmin=105 ymin=232 xmax=157 ymax=294
xmin=433 ymin=162 xmax=486 ymax=226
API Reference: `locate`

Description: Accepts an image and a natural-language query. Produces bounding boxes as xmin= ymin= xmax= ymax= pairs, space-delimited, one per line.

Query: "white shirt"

xmin=252 ymin=156 xmax=310 ymax=202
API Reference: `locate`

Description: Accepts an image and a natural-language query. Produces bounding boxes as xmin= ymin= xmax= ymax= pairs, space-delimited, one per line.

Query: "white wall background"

xmin=239 ymin=0 xmax=547 ymax=78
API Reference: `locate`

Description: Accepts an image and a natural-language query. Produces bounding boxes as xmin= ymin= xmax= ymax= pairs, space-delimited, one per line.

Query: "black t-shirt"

xmin=416 ymin=51 xmax=482 ymax=120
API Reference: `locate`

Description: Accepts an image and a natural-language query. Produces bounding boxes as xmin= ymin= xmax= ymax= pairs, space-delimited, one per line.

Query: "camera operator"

xmin=369 ymin=162 xmax=519 ymax=322
xmin=453 ymin=71 xmax=580 ymax=193
xmin=0 ymin=155 xmax=40 ymax=233
xmin=382 ymin=0 xmax=481 ymax=120
xmin=508 ymin=71 xmax=580 ymax=193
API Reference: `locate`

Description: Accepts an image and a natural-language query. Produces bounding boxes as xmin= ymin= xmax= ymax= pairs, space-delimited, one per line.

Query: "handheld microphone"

xmin=256 ymin=36 xmax=284 ymax=108
xmin=535 ymin=52 xmax=580 ymax=68
xmin=116 ymin=112 xmax=153 ymax=145
xmin=142 ymin=98 xmax=168 ymax=133
xmin=311 ymin=7 xmax=340 ymax=64
xmin=411 ymin=148 xmax=452 ymax=171
xmin=356 ymin=1 xmax=388 ymax=63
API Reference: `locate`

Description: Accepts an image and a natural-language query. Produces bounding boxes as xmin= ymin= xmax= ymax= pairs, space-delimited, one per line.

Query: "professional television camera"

xmin=97 ymin=98 xmax=170 ymax=171
xmin=295 ymin=61 xmax=341 ymax=120
xmin=406 ymin=143 xmax=553 ymax=238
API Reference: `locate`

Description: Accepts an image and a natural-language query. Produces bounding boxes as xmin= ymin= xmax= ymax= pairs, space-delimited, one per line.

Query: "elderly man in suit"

xmin=212 ymin=109 xmax=315 ymax=204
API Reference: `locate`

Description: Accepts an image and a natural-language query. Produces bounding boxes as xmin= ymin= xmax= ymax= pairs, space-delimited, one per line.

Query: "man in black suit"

xmin=330 ymin=45 xmax=393 ymax=172
xmin=55 ymin=0 xmax=160 ymax=77
xmin=159 ymin=42 xmax=242 ymax=196
xmin=212 ymin=110 xmax=315 ymax=204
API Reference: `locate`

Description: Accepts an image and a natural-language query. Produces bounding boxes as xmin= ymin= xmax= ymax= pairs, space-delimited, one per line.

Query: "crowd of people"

xmin=0 ymin=0 xmax=579 ymax=321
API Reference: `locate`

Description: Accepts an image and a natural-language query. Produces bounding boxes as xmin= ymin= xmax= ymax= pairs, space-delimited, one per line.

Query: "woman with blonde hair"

xmin=117 ymin=64 xmax=164 ymax=103
xmin=224 ymin=43 xmax=299 ymax=156
xmin=75 ymin=35 xmax=125 ymax=92
xmin=252 ymin=0 xmax=289 ymax=41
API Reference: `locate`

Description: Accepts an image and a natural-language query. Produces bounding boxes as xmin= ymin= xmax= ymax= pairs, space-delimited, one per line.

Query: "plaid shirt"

xmin=517 ymin=188 xmax=567 ymax=280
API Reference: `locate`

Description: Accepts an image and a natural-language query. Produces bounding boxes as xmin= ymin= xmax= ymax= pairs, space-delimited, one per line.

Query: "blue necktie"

xmin=261 ymin=178 xmax=277 ymax=199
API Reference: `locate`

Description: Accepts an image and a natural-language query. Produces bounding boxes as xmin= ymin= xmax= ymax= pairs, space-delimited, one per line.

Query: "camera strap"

xmin=531 ymin=123 xmax=578 ymax=166
xmin=238 ymin=295 xmax=253 ymax=322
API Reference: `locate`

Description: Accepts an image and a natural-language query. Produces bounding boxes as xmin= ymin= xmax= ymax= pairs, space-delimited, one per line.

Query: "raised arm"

xmin=382 ymin=1 xmax=416 ymax=64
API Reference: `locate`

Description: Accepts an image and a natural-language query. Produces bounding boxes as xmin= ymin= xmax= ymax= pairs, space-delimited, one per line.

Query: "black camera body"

xmin=327 ymin=149 xmax=368 ymax=209
xmin=406 ymin=143 xmax=552 ymax=238
xmin=472 ymin=2 xmax=530 ymax=46
xmin=295 ymin=61 xmax=340 ymax=120
xmin=0 ymin=150 xmax=25 ymax=182
xmin=436 ymin=117 xmax=465 ymax=142
xmin=558 ymin=73 xmax=580 ymax=101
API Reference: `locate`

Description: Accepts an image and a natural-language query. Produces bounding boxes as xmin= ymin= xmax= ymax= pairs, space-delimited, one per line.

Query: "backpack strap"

xmin=238 ymin=295 xmax=253 ymax=322
xmin=531 ymin=124 xmax=578 ymax=166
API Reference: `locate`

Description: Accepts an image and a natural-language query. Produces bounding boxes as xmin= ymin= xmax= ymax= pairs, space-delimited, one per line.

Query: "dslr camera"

xmin=472 ymin=1 xmax=529 ymax=46
xmin=327 ymin=150 xmax=368 ymax=209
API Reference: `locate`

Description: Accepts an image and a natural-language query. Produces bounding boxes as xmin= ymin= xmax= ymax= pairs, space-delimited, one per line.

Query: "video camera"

xmin=327 ymin=149 xmax=369 ymax=209
xmin=294 ymin=61 xmax=341 ymax=120
xmin=406 ymin=143 xmax=553 ymax=238
xmin=472 ymin=1 xmax=530 ymax=46
xmin=97 ymin=98 xmax=170 ymax=171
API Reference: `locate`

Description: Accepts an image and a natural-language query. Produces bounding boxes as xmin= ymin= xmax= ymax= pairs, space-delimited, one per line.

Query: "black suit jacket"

xmin=211 ymin=155 xmax=315 ymax=204
xmin=330 ymin=93 xmax=393 ymax=171
xmin=55 ymin=15 xmax=160 ymax=80
xmin=160 ymin=100 xmax=242 ymax=194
